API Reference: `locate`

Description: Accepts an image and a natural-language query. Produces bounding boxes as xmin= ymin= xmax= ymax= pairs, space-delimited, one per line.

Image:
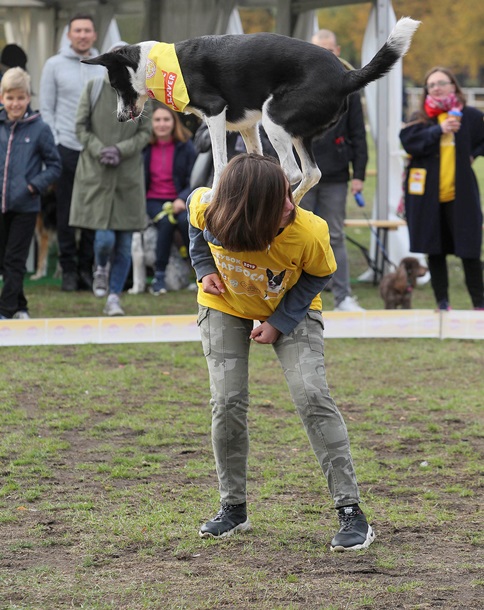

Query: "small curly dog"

xmin=379 ymin=257 xmax=427 ymax=309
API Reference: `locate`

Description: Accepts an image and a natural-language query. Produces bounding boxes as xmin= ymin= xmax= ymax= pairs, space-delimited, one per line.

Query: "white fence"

xmin=406 ymin=87 xmax=484 ymax=120
xmin=1 ymin=311 xmax=484 ymax=345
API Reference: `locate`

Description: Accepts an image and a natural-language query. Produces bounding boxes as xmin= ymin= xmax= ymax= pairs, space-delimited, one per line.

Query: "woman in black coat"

xmin=400 ymin=67 xmax=484 ymax=310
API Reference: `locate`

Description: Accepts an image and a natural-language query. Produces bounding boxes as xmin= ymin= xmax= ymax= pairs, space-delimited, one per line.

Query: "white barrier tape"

xmin=0 ymin=310 xmax=483 ymax=346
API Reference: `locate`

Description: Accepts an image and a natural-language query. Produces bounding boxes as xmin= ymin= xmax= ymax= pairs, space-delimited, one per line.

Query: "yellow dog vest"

xmin=146 ymin=43 xmax=190 ymax=112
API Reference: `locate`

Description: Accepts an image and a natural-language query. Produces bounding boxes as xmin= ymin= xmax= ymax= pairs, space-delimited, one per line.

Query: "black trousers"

xmin=427 ymin=201 xmax=484 ymax=308
xmin=428 ymin=255 xmax=484 ymax=308
xmin=0 ymin=211 xmax=37 ymax=318
xmin=56 ymin=145 xmax=94 ymax=275
xmin=0 ymin=212 xmax=6 ymax=274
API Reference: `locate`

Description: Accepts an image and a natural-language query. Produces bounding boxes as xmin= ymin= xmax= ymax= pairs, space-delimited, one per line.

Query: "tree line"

xmin=239 ymin=1 xmax=484 ymax=86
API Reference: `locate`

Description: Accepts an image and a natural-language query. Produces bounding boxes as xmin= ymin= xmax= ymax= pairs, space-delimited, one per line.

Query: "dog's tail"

xmin=342 ymin=17 xmax=420 ymax=94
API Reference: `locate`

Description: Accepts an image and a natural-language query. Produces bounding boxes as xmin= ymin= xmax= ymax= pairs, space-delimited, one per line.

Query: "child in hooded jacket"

xmin=0 ymin=67 xmax=61 ymax=319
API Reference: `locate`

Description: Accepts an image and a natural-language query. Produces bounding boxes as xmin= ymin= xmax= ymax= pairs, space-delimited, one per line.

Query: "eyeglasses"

xmin=427 ymin=80 xmax=453 ymax=90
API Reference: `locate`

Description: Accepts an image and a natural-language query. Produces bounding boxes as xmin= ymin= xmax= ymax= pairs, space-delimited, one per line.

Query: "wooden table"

xmin=344 ymin=219 xmax=407 ymax=284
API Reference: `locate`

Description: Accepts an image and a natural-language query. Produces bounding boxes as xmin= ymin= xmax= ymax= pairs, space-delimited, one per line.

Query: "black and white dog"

xmin=83 ymin=17 xmax=419 ymax=203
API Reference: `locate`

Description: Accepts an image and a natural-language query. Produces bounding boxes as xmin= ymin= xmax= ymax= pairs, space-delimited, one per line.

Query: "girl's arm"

xmin=266 ymin=271 xmax=333 ymax=335
xmin=187 ymin=192 xmax=218 ymax=281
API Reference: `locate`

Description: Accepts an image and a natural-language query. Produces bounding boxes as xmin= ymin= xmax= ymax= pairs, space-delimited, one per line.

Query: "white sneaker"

xmin=13 ymin=310 xmax=30 ymax=319
xmin=103 ymin=294 xmax=125 ymax=317
xmin=93 ymin=265 xmax=109 ymax=298
xmin=334 ymin=296 xmax=365 ymax=312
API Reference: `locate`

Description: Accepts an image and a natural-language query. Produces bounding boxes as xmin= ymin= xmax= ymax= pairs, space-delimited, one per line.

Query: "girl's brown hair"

xmin=150 ymin=102 xmax=192 ymax=144
xmin=204 ymin=153 xmax=295 ymax=252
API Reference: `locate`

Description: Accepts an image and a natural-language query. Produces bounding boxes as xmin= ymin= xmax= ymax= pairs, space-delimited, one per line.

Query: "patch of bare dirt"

xmin=1 ymin=392 xmax=482 ymax=610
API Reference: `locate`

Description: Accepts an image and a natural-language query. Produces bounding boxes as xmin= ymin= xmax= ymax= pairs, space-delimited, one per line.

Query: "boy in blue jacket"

xmin=0 ymin=67 xmax=61 ymax=319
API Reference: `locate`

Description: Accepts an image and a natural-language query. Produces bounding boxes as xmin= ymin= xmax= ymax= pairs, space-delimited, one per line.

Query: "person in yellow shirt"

xmin=400 ymin=67 xmax=484 ymax=310
xmin=188 ymin=153 xmax=375 ymax=551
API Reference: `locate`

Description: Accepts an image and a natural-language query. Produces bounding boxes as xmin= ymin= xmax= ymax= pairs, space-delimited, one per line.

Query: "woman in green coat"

xmin=70 ymin=46 xmax=152 ymax=316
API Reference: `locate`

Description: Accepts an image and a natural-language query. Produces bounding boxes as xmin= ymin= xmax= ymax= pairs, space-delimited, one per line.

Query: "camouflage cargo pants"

xmin=197 ymin=306 xmax=360 ymax=508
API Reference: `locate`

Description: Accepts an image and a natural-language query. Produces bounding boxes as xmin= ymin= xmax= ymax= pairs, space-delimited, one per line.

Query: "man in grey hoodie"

xmin=40 ymin=14 xmax=105 ymax=292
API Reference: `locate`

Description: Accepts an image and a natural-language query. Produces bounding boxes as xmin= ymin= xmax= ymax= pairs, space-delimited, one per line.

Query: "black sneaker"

xmin=437 ymin=299 xmax=451 ymax=311
xmin=149 ymin=272 xmax=167 ymax=296
xmin=61 ymin=271 xmax=78 ymax=292
xmin=78 ymin=269 xmax=93 ymax=291
xmin=330 ymin=506 xmax=375 ymax=552
xmin=199 ymin=502 xmax=250 ymax=539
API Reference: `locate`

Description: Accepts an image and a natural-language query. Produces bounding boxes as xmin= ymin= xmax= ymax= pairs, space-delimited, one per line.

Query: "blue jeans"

xmin=94 ymin=230 xmax=133 ymax=295
xmin=197 ymin=306 xmax=360 ymax=508
xmin=300 ymin=182 xmax=350 ymax=306
xmin=147 ymin=198 xmax=190 ymax=273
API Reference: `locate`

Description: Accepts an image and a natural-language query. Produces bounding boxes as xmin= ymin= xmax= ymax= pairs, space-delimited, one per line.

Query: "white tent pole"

xmin=359 ymin=1 xmax=429 ymax=282
xmin=375 ymin=0 xmax=390 ymax=221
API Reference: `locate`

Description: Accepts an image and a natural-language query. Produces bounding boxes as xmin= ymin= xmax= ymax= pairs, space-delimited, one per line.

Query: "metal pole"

xmin=375 ymin=0 xmax=390 ymax=221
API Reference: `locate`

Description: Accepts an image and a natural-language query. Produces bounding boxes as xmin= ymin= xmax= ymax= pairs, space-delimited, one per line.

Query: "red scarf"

xmin=424 ymin=93 xmax=463 ymax=118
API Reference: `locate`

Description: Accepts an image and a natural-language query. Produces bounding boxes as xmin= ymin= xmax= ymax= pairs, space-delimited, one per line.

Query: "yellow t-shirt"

xmin=438 ymin=113 xmax=456 ymax=202
xmin=145 ymin=43 xmax=190 ymax=112
xmin=189 ymin=189 xmax=337 ymax=321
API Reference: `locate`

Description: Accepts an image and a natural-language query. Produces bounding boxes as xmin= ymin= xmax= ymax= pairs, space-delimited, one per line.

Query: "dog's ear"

xmin=81 ymin=53 xmax=116 ymax=67
xmin=393 ymin=264 xmax=408 ymax=292
xmin=407 ymin=258 xmax=427 ymax=279
xmin=82 ymin=46 xmax=140 ymax=70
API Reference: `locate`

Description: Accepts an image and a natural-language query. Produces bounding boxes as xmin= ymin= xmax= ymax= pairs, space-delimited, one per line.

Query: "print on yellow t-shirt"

xmin=438 ymin=113 xmax=456 ymax=202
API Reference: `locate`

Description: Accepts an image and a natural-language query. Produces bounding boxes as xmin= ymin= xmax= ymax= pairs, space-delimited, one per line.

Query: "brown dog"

xmin=31 ymin=188 xmax=57 ymax=280
xmin=379 ymin=257 xmax=427 ymax=309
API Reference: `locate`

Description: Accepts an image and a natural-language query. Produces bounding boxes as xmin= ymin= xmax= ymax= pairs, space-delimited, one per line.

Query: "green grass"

xmin=1 ymin=136 xmax=484 ymax=609
xmin=0 ymin=335 xmax=483 ymax=609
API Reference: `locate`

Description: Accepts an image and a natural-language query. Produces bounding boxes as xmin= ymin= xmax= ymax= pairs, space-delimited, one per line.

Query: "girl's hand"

xmin=201 ymin=273 xmax=225 ymax=295
xmin=441 ymin=117 xmax=461 ymax=134
xmin=173 ymin=198 xmax=186 ymax=213
xmin=250 ymin=321 xmax=281 ymax=344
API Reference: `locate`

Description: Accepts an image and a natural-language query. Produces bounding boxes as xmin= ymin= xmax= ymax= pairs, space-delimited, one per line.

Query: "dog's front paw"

xmin=30 ymin=271 xmax=46 ymax=281
xmin=201 ymin=189 xmax=213 ymax=203
xmin=128 ymin=285 xmax=145 ymax=295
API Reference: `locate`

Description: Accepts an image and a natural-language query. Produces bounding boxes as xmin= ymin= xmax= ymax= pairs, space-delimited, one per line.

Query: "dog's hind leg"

xmin=261 ymin=103 xmax=302 ymax=186
xmin=128 ymin=232 xmax=146 ymax=294
xmin=239 ymin=125 xmax=262 ymax=155
xmin=31 ymin=213 xmax=49 ymax=280
xmin=203 ymin=110 xmax=228 ymax=201
xmin=291 ymin=138 xmax=321 ymax=204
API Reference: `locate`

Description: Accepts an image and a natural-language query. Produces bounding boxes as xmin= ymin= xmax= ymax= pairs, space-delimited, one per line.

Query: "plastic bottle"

xmin=447 ymin=109 xmax=462 ymax=143
xmin=354 ymin=192 xmax=365 ymax=207
xmin=448 ymin=108 xmax=462 ymax=121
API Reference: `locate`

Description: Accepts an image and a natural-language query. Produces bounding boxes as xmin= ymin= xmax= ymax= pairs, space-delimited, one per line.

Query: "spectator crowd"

xmin=1 ymin=13 xmax=484 ymax=320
